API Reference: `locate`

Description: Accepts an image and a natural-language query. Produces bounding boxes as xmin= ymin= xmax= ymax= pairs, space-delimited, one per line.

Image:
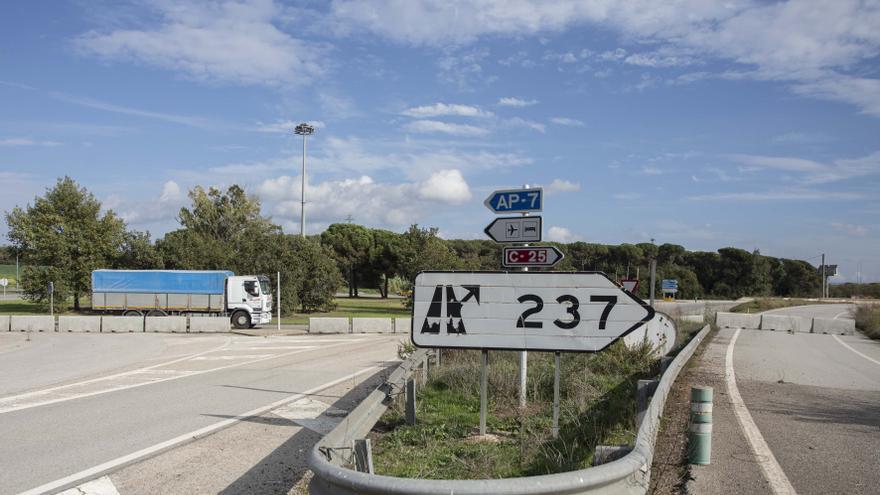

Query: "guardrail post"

xmin=436 ymin=348 xmax=441 ymax=367
xmin=689 ymin=386 xmax=713 ymax=465
xmin=405 ymin=378 xmax=416 ymax=425
xmin=354 ymin=439 xmax=374 ymax=474
xmin=422 ymin=354 xmax=429 ymax=383
xmin=592 ymin=445 xmax=632 ymax=466
xmin=636 ymin=379 xmax=659 ymax=427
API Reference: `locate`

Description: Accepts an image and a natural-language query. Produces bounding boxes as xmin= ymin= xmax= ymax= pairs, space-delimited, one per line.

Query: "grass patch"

xmin=853 ymin=305 xmax=880 ymax=340
xmin=371 ymin=342 xmax=662 ymax=479
xmin=0 ymin=264 xmax=18 ymax=285
xmin=729 ymin=298 xmax=837 ymax=314
xmin=0 ymin=299 xmax=46 ymax=315
xmin=282 ymin=296 xmax=409 ymax=324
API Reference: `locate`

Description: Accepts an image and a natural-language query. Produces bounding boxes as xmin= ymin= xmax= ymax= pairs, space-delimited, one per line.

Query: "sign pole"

xmin=277 ymin=271 xmax=281 ymax=335
xmin=552 ymin=351 xmax=561 ymax=438
xmin=519 ymin=184 xmax=529 ymax=410
xmin=649 ymin=259 xmax=656 ymax=307
xmin=480 ymin=349 xmax=488 ymax=436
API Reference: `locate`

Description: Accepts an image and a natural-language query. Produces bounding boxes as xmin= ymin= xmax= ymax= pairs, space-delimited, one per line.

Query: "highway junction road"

xmin=0 ymin=331 xmax=404 ymax=494
xmin=688 ymin=304 xmax=880 ymax=495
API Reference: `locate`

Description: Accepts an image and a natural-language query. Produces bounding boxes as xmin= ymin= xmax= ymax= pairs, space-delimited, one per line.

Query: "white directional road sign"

xmin=502 ymin=246 xmax=564 ymax=268
xmin=484 ymin=216 xmax=542 ymax=243
xmin=412 ymin=272 xmax=655 ymax=352
xmin=0 ymin=279 xmax=7 ymax=287
xmin=484 ymin=187 xmax=543 ymax=214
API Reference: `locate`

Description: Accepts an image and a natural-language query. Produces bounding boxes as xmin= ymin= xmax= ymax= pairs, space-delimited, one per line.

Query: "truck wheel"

xmin=123 ymin=310 xmax=143 ymax=317
xmin=146 ymin=310 xmax=166 ymax=317
xmin=231 ymin=311 xmax=251 ymax=329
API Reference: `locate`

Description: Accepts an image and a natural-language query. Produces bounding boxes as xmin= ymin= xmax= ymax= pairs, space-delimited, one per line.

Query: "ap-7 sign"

xmin=412 ymin=272 xmax=655 ymax=352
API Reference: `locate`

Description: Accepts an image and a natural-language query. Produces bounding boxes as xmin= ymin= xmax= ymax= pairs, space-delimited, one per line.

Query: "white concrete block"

xmin=394 ymin=318 xmax=412 ymax=334
xmin=58 ymin=315 xmax=102 ymax=333
xmin=760 ymin=314 xmax=811 ymax=333
xmin=11 ymin=315 xmax=55 ymax=332
xmin=309 ymin=317 xmax=350 ymax=334
xmin=811 ymin=317 xmax=855 ymax=335
xmin=145 ymin=316 xmax=187 ymax=333
xmin=715 ymin=312 xmax=761 ymax=329
xmin=189 ymin=316 xmax=230 ymax=333
xmin=352 ymin=317 xmax=393 ymax=333
xmin=0 ymin=315 xmax=9 ymax=331
xmin=101 ymin=316 xmax=144 ymax=333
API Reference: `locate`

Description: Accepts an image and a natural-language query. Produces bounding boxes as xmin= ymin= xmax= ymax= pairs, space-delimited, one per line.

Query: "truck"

xmin=91 ymin=269 xmax=272 ymax=329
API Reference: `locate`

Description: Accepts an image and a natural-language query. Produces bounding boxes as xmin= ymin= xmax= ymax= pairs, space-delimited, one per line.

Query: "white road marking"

xmin=191 ymin=354 xmax=282 ymax=361
xmin=271 ymin=397 xmax=347 ymax=435
xmin=726 ymin=328 xmax=797 ymax=495
xmin=833 ymin=310 xmax=850 ymax=319
xmin=832 ymin=335 xmax=880 ymax=366
xmin=0 ymin=341 xmax=356 ymax=414
xmin=18 ymin=365 xmax=380 ymax=495
xmin=56 ymin=475 xmax=120 ymax=495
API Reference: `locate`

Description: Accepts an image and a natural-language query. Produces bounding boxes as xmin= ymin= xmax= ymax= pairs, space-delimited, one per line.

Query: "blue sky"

xmin=1 ymin=0 xmax=879 ymax=282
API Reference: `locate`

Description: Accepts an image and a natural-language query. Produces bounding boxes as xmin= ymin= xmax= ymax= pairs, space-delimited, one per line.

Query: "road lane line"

xmin=726 ymin=328 xmax=797 ymax=495
xmin=0 ymin=340 xmax=362 ymax=414
xmin=832 ymin=335 xmax=880 ymax=366
xmin=17 ymin=364 xmax=383 ymax=495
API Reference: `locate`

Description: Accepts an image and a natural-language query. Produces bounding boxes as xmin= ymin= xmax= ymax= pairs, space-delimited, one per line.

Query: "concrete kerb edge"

xmin=308 ymin=324 xmax=713 ymax=495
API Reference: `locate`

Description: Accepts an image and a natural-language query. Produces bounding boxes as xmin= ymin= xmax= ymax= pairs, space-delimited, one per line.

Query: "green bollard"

xmin=689 ymin=386 xmax=713 ymax=465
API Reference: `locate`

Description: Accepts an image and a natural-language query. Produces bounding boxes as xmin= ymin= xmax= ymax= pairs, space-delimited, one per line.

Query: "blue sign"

xmin=484 ymin=187 xmax=543 ymax=213
xmin=661 ymin=279 xmax=678 ymax=290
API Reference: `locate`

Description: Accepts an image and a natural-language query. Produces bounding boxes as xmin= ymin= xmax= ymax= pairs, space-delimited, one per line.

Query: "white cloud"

xmin=613 ymin=192 xmax=642 ymax=200
xmin=688 ymin=190 xmax=864 ymax=201
xmin=504 ymin=117 xmax=545 ymax=133
xmin=498 ymin=97 xmax=538 ymax=107
xmin=831 ymin=222 xmax=868 ymax=237
xmin=728 ymin=151 xmax=880 ymax=184
xmin=74 ymin=0 xmax=328 ymax=87
xmin=544 ymin=179 xmax=580 ymax=194
xmin=404 ymin=120 xmax=489 ymax=136
xmin=550 ymin=117 xmax=584 ymax=127
xmin=329 ymin=1 xmax=880 ymax=115
xmin=255 ymin=169 xmax=472 ymax=229
xmin=115 ymin=180 xmax=187 ymax=228
xmin=417 ymin=169 xmax=472 ymax=203
xmin=640 ymin=165 xmax=663 ymax=175
xmin=547 ymin=226 xmax=582 ymax=243
xmin=401 ymin=103 xmax=493 ymax=118
xmin=52 ymin=93 xmax=217 ymax=129
xmin=0 ymin=137 xmax=61 ymax=147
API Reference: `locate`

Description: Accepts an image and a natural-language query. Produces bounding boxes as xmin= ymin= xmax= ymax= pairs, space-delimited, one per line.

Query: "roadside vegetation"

xmin=729 ymin=298 xmax=839 ymax=314
xmin=853 ymin=305 xmax=880 ymax=340
xmin=370 ymin=319 xmax=705 ymax=479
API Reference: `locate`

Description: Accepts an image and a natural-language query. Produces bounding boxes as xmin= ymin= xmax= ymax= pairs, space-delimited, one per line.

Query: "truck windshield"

xmin=258 ymin=276 xmax=270 ymax=295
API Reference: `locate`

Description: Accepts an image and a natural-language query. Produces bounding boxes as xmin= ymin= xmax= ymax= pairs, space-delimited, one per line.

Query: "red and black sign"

xmin=502 ymin=246 xmax=564 ymax=268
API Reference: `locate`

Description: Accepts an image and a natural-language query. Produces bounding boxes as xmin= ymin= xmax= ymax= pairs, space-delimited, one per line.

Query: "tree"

xmin=5 ymin=177 xmax=125 ymax=309
xmin=398 ymin=225 xmax=461 ymax=282
xmin=320 ymin=223 xmax=374 ymax=297
xmin=114 ymin=230 xmax=163 ymax=269
xmin=369 ymin=229 xmax=404 ymax=298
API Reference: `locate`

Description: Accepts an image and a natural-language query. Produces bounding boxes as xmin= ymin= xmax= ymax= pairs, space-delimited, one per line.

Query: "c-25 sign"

xmin=411 ymin=272 xmax=655 ymax=352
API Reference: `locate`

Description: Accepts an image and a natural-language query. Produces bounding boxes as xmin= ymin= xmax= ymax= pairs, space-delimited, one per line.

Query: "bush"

xmin=853 ymin=305 xmax=880 ymax=340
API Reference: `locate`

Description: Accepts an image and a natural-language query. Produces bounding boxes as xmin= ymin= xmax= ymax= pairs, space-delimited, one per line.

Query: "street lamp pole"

xmin=294 ymin=123 xmax=315 ymax=238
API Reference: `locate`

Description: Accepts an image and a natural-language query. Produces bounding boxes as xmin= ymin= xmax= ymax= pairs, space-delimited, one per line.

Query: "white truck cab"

xmin=227 ymin=275 xmax=273 ymax=329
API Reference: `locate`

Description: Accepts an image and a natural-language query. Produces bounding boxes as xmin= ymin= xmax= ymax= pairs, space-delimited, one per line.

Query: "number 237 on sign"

xmin=411 ymin=272 xmax=655 ymax=353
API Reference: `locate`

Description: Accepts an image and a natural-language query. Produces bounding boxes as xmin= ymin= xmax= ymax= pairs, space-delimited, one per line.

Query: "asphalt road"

xmin=691 ymin=304 xmax=880 ymax=495
xmin=0 ymin=332 xmax=404 ymax=494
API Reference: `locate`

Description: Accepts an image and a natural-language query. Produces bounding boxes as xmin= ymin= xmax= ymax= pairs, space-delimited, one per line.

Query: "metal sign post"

xmin=48 ymin=281 xmax=54 ymax=318
xmin=0 ymin=278 xmax=7 ymax=297
xmin=480 ymin=349 xmax=488 ymax=436
xmin=552 ymin=351 xmax=561 ymax=438
xmin=277 ymin=271 xmax=281 ymax=335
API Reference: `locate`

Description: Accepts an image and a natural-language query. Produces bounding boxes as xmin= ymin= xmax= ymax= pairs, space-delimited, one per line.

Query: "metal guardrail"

xmin=309 ymin=324 xmax=712 ymax=495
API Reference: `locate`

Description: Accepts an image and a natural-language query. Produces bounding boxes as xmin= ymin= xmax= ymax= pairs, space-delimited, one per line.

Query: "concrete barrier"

xmin=760 ymin=314 xmax=812 ymax=333
xmin=189 ymin=316 xmax=231 ymax=333
xmin=10 ymin=315 xmax=55 ymax=332
xmin=352 ymin=318 xmax=393 ymax=334
xmin=102 ymin=316 xmax=144 ymax=333
xmin=811 ymin=317 xmax=855 ymax=335
xmin=309 ymin=317 xmax=350 ymax=334
xmin=394 ymin=318 xmax=412 ymax=334
xmin=58 ymin=315 xmax=102 ymax=333
xmin=145 ymin=316 xmax=187 ymax=333
xmin=715 ymin=312 xmax=761 ymax=329
xmin=0 ymin=315 xmax=9 ymax=331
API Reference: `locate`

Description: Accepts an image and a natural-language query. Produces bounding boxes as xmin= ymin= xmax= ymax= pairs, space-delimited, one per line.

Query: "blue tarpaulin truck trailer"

xmin=91 ymin=269 xmax=272 ymax=328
